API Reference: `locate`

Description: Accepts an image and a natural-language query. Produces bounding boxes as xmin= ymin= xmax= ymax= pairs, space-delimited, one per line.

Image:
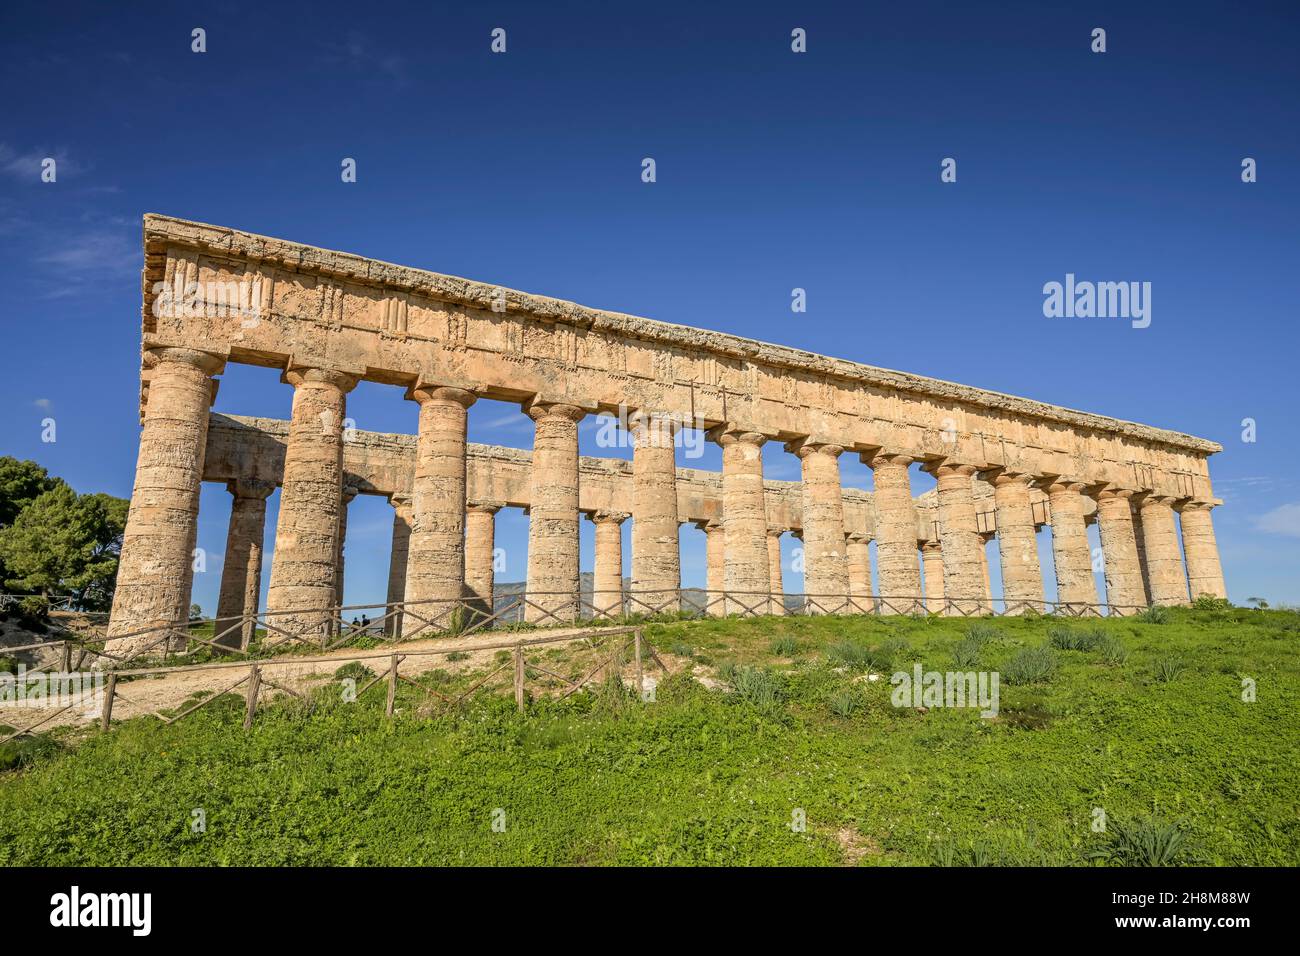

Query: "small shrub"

xmin=1097 ymin=634 xmax=1129 ymax=666
xmin=669 ymin=642 xmax=695 ymax=658
xmin=769 ymin=636 xmax=799 ymax=657
xmin=333 ymin=661 xmax=375 ymax=681
xmin=951 ymin=638 xmax=981 ymax=669
xmin=1191 ymin=593 xmax=1231 ymax=611
xmin=1048 ymin=626 xmax=1105 ymax=651
xmin=1087 ymin=817 xmax=1203 ymax=866
xmin=446 ymin=650 xmax=470 ymax=662
xmin=0 ymin=656 xmax=18 ymax=675
xmin=1137 ymin=605 xmax=1169 ymax=624
xmin=1154 ymin=657 xmax=1186 ymax=683
xmin=727 ymin=666 xmax=783 ymax=709
xmin=0 ymin=732 xmax=61 ymax=772
xmin=828 ymin=688 xmax=862 ymax=718
xmin=1001 ymin=646 xmax=1058 ymax=685
xmin=827 ymin=640 xmax=884 ymax=672
xmin=964 ymin=622 xmax=1002 ymax=645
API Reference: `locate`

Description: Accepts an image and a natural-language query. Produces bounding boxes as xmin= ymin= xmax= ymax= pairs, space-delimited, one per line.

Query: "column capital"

xmin=707 ymin=424 xmax=768 ymax=448
xmin=467 ymin=499 xmax=504 ymax=515
xmin=388 ymin=492 xmax=414 ymax=516
xmin=1094 ymin=486 xmax=1139 ymax=504
xmin=588 ymin=509 xmax=631 ymax=525
xmin=227 ymin=477 xmax=275 ymax=500
xmin=627 ymin=408 xmax=681 ymax=437
xmin=282 ymin=365 xmax=360 ymax=392
xmin=1177 ymin=499 xmax=1217 ymax=513
xmin=341 ymin=483 xmax=361 ymax=504
xmin=1138 ymin=492 xmax=1180 ymax=509
xmin=785 ymin=437 xmax=844 ymax=459
xmin=408 ymin=384 xmax=477 ymax=408
xmin=144 ymin=346 xmax=226 ymax=376
xmin=845 ymin=530 xmax=871 ymax=544
xmin=927 ymin=461 xmax=980 ymax=482
xmin=862 ymin=450 xmax=914 ymax=469
xmin=1038 ymin=477 xmax=1088 ymax=496
xmin=694 ymin=518 xmax=723 ymax=533
xmin=920 ymin=539 xmax=943 ymax=553
xmin=525 ymin=400 xmax=587 ymax=424
xmin=767 ymin=525 xmax=787 ymax=539
xmin=982 ymin=467 xmax=1034 ymax=488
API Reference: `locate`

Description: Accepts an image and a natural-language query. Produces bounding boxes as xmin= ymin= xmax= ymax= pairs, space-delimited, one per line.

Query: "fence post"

xmin=243 ymin=664 xmax=261 ymax=730
xmin=513 ymin=642 xmax=525 ymax=713
xmin=634 ymin=629 xmax=644 ymax=699
xmin=100 ymin=673 xmax=117 ymax=732
xmin=60 ymin=640 xmax=72 ymax=673
xmin=385 ymin=653 xmax=398 ymax=717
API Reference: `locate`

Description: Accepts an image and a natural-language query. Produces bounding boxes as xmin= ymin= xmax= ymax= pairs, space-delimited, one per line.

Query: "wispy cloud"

xmin=0 ymin=143 xmax=80 ymax=181
xmin=33 ymin=398 xmax=52 ymax=410
xmin=1252 ymin=503 xmax=1300 ymax=538
xmin=321 ymin=33 xmax=408 ymax=87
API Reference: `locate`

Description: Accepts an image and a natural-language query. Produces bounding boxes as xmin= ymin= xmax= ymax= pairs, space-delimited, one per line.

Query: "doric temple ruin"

xmin=105 ymin=215 xmax=1227 ymax=653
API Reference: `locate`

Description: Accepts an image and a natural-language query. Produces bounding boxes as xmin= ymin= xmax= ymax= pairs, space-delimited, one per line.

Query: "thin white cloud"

xmin=33 ymin=398 xmax=52 ymax=410
xmin=0 ymin=143 xmax=79 ymax=180
xmin=1252 ymin=503 xmax=1300 ymax=538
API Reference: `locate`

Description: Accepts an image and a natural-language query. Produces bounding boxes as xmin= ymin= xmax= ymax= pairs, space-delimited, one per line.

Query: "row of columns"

xmin=108 ymin=349 xmax=1228 ymax=654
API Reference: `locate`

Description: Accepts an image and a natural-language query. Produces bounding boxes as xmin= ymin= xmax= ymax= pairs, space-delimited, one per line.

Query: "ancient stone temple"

xmin=105 ymin=215 xmax=1227 ymax=652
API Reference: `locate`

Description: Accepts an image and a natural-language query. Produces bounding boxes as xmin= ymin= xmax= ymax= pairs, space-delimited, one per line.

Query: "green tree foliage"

xmin=0 ymin=471 xmax=128 ymax=610
xmin=0 ymin=457 xmax=57 ymax=527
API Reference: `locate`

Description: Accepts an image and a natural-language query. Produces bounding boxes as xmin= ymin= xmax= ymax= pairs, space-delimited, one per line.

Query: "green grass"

xmin=0 ymin=607 xmax=1297 ymax=866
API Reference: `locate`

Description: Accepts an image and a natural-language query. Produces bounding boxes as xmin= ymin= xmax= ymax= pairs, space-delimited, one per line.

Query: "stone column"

xmin=214 ymin=478 xmax=274 ymax=650
xmin=1179 ymin=502 xmax=1227 ymax=600
xmin=1137 ymin=495 xmax=1190 ymax=605
xmin=698 ymin=519 xmax=726 ymax=616
xmin=711 ymin=428 xmax=770 ymax=615
xmin=334 ymin=483 xmax=359 ymax=619
xmin=1132 ymin=504 xmax=1154 ymax=605
xmin=264 ymin=367 xmax=358 ymax=639
xmin=384 ymin=494 xmax=413 ymax=636
xmin=921 ymin=540 xmax=945 ymax=612
xmin=1044 ymin=480 xmax=1099 ymax=612
xmin=465 ymin=501 xmax=502 ymax=620
xmin=107 ymin=347 xmax=224 ymax=655
xmin=989 ymin=472 xmax=1044 ymax=613
xmin=402 ymin=386 xmax=475 ymax=636
xmin=767 ymin=527 xmax=786 ymax=615
xmin=1094 ymin=488 xmax=1146 ymax=615
xmin=590 ymin=511 xmax=629 ymax=617
xmin=863 ymin=453 xmax=923 ymax=613
xmin=525 ymin=401 xmax=584 ymax=623
xmin=629 ymin=411 xmax=680 ymax=614
xmin=845 ymin=532 xmax=873 ymax=613
xmin=931 ymin=463 xmax=987 ymax=614
xmin=979 ymin=534 xmax=994 ymax=607
xmin=792 ymin=441 xmax=849 ymax=612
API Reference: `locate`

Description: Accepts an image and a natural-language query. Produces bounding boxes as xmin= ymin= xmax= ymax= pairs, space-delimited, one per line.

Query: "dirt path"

xmin=1 ymin=626 xmax=639 ymax=735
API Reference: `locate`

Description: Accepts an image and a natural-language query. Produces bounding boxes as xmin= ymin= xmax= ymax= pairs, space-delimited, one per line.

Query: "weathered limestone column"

xmin=590 ymin=511 xmax=629 ymax=617
xmin=845 ymin=533 xmax=873 ymax=613
xmin=214 ymin=478 xmax=274 ymax=650
xmin=464 ymin=501 xmax=502 ymax=619
xmin=1132 ymin=504 xmax=1154 ymax=605
xmin=979 ymin=534 xmax=994 ymax=607
xmin=1094 ymin=488 xmax=1146 ymax=615
xmin=107 ymin=347 xmax=224 ymax=655
xmin=710 ymin=428 xmax=770 ymax=615
xmin=384 ymin=494 xmax=413 ymax=636
xmin=629 ymin=411 xmax=680 ymax=614
xmin=402 ymin=385 xmax=475 ymax=636
xmin=265 ymin=367 xmax=358 ymax=638
xmin=697 ymin=519 xmax=726 ymax=616
xmin=791 ymin=441 xmax=849 ymax=612
xmin=333 ymin=483 xmax=359 ymax=617
xmin=989 ymin=471 xmax=1044 ymax=613
xmin=766 ymin=527 xmax=786 ymax=615
xmin=863 ymin=453 xmax=923 ymax=613
xmin=1179 ymin=502 xmax=1227 ymax=600
xmin=930 ymin=463 xmax=987 ymax=615
xmin=921 ymin=540 xmax=945 ymax=612
xmin=1044 ymin=480 xmax=1099 ymax=612
xmin=525 ymin=401 xmax=584 ymax=622
xmin=1138 ymin=495 xmax=1191 ymax=605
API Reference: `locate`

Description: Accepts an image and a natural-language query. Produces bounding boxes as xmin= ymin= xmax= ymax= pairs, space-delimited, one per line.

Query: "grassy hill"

xmin=1 ymin=605 xmax=1297 ymax=866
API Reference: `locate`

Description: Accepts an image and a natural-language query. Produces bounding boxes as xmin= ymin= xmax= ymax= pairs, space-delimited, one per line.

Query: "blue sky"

xmin=1 ymin=1 xmax=1297 ymax=612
